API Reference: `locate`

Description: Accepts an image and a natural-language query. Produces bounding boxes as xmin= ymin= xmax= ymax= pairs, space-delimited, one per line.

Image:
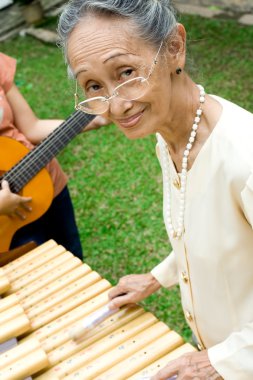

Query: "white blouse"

xmin=151 ymin=95 xmax=253 ymax=380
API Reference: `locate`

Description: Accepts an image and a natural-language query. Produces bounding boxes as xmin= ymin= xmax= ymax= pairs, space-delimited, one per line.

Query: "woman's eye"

xmin=88 ymin=84 xmax=101 ymax=92
xmin=120 ymin=69 xmax=134 ymax=80
xmin=85 ymin=83 xmax=103 ymax=97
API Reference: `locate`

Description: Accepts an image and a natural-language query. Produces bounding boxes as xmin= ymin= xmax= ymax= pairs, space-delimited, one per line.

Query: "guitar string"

xmin=2 ymin=114 xmax=82 ymax=189
xmin=2 ymin=111 xmax=93 ymax=192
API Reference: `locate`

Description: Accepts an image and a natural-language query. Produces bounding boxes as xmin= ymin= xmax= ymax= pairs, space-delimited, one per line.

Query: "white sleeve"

xmin=151 ymin=250 xmax=178 ymax=288
xmin=241 ymin=171 xmax=253 ymax=227
xmin=152 ymin=142 xmax=179 ymax=288
xmin=208 ymin=321 xmax=253 ymax=380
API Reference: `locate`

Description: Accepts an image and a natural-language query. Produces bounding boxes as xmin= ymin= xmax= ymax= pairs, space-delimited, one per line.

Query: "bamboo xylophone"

xmin=0 ymin=240 xmax=196 ymax=379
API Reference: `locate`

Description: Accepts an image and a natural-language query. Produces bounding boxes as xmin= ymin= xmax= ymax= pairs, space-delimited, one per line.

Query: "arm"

xmin=151 ymin=250 xmax=178 ymax=288
xmin=6 ymin=84 xmax=110 ymax=144
xmin=108 ymin=144 xmax=178 ymax=307
xmin=6 ymin=84 xmax=62 ymax=144
xmin=152 ymin=144 xmax=179 ymax=288
xmin=208 ymin=321 xmax=253 ymax=379
xmin=108 ymin=250 xmax=178 ymax=309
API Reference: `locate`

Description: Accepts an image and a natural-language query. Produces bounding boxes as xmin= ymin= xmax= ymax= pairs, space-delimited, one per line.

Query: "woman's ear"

xmin=177 ymin=23 xmax=186 ymax=47
xmin=176 ymin=23 xmax=186 ymax=69
xmin=167 ymin=23 xmax=186 ymax=70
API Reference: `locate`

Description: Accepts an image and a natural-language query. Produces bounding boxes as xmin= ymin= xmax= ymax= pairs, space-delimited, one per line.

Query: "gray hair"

xmin=58 ymin=0 xmax=178 ymax=73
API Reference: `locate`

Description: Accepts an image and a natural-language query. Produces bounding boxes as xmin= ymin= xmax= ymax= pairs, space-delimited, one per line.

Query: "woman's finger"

xmin=21 ymin=201 xmax=32 ymax=212
xmin=14 ymin=208 xmax=26 ymax=220
xmin=108 ymin=293 xmax=134 ymax=310
xmin=1 ymin=180 xmax=10 ymax=190
xmin=108 ymin=285 xmax=126 ymax=300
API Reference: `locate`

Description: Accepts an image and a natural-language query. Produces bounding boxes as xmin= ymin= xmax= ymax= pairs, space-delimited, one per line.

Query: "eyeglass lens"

xmin=78 ymin=77 xmax=149 ymax=114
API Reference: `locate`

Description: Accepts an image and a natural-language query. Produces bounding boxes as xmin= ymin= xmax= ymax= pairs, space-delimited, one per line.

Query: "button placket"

xmin=176 ymin=242 xmax=195 ymax=327
xmin=180 ymin=242 xmax=206 ymax=349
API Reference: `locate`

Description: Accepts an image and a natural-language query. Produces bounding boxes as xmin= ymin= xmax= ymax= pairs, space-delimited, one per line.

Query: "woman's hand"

xmin=0 ymin=180 xmax=32 ymax=219
xmin=151 ymin=350 xmax=223 ymax=380
xmin=108 ymin=273 xmax=161 ymax=310
xmin=84 ymin=116 xmax=110 ymax=132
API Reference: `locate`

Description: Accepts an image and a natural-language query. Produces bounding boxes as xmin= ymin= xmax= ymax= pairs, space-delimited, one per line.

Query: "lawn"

xmin=1 ymin=13 xmax=253 ymax=342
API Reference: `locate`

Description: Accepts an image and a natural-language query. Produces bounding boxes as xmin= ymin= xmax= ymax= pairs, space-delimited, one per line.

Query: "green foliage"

xmin=1 ymin=14 xmax=253 ymax=342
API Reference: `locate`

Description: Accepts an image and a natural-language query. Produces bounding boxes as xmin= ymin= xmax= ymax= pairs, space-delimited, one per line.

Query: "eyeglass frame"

xmin=74 ymin=40 xmax=164 ymax=115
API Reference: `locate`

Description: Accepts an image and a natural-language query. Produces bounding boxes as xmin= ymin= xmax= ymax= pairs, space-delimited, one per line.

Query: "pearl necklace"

xmin=158 ymin=85 xmax=205 ymax=239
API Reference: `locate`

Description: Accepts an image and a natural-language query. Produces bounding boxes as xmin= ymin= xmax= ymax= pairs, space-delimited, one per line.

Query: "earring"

xmin=176 ymin=68 xmax=182 ymax=75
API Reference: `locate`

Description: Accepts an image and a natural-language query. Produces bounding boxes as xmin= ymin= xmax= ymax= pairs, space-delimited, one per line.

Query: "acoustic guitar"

xmin=0 ymin=111 xmax=94 ymax=253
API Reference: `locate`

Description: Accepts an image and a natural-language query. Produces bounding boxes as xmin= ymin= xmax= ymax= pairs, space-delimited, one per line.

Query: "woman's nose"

xmin=108 ymin=96 xmax=134 ymax=116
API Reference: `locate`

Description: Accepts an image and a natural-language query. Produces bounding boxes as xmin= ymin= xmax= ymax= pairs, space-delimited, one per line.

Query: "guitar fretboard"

xmin=0 ymin=111 xmax=94 ymax=193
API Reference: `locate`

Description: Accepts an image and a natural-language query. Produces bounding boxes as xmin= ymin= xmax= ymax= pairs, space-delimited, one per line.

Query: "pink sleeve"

xmin=0 ymin=53 xmax=16 ymax=93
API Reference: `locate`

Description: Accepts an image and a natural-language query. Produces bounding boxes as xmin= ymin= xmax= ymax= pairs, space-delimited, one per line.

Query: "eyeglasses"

xmin=74 ymin=41 xmax=163 ymax=115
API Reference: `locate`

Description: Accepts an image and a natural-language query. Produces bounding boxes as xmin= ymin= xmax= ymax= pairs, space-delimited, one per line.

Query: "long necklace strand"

xmin=159 ymin=85 xmax=205 ymax=239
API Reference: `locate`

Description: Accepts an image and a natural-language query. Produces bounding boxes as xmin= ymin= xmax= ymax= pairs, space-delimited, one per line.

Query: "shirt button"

xmin=173 ymin=178 xmax=181 ymax=189
xmin=185 ymin=310 xmax=193 ymax=322
xmin=181 ymin=271 xmax=189 ymax=283
xmin=197 ymin=343 xmax=203 ymax=351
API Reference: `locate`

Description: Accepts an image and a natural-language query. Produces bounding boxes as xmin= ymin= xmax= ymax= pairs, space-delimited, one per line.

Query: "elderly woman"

xmin=58 ymin=0 xmax=253 ymax=379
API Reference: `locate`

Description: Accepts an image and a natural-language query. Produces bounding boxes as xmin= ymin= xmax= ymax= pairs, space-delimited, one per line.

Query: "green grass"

xmin=1 ymin=14 xmax=253 ymax=342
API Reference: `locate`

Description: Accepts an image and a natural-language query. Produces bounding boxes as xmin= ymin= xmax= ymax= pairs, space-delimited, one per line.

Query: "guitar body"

xmin=0 ymin=137 xmax=54 ymax=253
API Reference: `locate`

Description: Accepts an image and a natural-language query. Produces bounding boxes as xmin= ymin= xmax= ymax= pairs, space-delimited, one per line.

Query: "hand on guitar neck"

xmin=83 ymin=115 xmax=110 ymax=132
xmin=0 ymin=180 xmax=32 ymax=219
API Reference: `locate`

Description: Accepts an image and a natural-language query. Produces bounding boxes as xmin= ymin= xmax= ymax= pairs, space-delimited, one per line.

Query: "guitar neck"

xmin=2 ymin=111 xmax=95 ymax=193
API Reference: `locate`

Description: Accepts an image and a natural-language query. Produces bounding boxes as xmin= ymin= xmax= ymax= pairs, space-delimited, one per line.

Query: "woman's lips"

xmin=116 ymin=111 xmax=144 ymax=128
